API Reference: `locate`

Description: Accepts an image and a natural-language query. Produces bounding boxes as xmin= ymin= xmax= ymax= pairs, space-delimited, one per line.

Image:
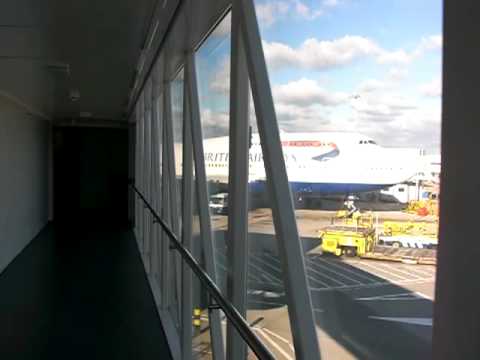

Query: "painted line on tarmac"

xmin=261 ymin=327 xmax=296 ymax=353
xmin=415 ymin=291 xmax=434 ymax=300
xmin=266 ymin=255 xmax=281 ymax=264
xmin=309 ymin=277 xmax=435 ymax=292
xmin=307 ymin=274 xmax=330 ymax=288
xmin=248 ymin=271 xmax=266 ymax=283
xmin=349 ymin=261 xmax=410 ymax=282
xmin=251 ymin=254 xmax=282 ymax=274
xmin=314 ymin=257 xmax=381 ymax=283
xmin=248 ymin=300 xmax=285 ymax=307
xmin=369 ymin=316 xmax=433 ymax=326
xmin=400 ymin=265 xmax=436 ymax=277
xmin=253 ymin=328 xmax=294 ymax=360
xmin=249 ymin=262 xmax=283 ymax=284
xmin=370 ymin=261 xmax=425 ymax=280
xmin=306 ymin=258 xmax=363 ymax=285
xmin=355 ymin=292 xmax=425 ymax=301
xmin=305 ymin=262 xmax=348 ymax=287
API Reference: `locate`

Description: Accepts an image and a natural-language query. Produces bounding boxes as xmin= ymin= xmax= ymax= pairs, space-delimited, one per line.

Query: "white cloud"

xmin=357 ymin=79 xmax=386 ymax=93
xmin=294 ymin=1 xmax=323 ymax=20
xmin=377 ymin=49 xmax=412 ymax=65
xmin=266 ymin=78 xmax=350 ymax=132
xmin=419 ymin=77 xmax=442 ymax=97
xmin=273 ymin=78 xmax=348 ymax=106
xmin=351 ymin=93 xmax=416 ymax=121
xmin=417 ymin=35 xmax=443 ymax=52
xmin=255 ymin=1 xmax=290 ymax=27
xmin=364 ymin=106 xmax=441 ymax=150
xmin=377 ymin=34 xmax=443 ymax=65
xmin=273 ymin=102 xmax=332 ymax=131
xmin=387 ymin=67 xmax=408 ymax=82
xmin=255 ymin=0 xmax=334 ymax=26
xmin=263 ymin=34 xmax=443 ymax=70
xmin=263 ymin=35 xmax=380 ymax=70
xmin=201 ymin=109 xmax=229 ymax=138
xmin=323 ymin=0 xmax=340 ymax=7
xmin=210 ymin=58 xmax=230 ymax=94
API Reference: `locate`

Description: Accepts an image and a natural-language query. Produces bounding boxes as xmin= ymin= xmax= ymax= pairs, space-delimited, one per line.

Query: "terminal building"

xmin=0 ymin=1 xmax=479 ymax=359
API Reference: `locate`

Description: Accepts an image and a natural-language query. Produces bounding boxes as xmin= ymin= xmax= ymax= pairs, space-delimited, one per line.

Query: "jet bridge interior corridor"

xmin=1 ymin=0 xmax=480 ymax=359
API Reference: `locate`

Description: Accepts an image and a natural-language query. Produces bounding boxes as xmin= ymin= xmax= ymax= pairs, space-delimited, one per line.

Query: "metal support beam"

xmin=161 ymin=91 xmax=171 ymax=309
xmin=164 ymin=81 xmax=182 ymax=326
xmin=153 ymin=68 xmax=165 ymax=287
xmin=226 ymin=3 xmax=250 ymax=360
xmin=186 ymin=51 xmax=225 ymax=360
xmin=151 ymin=72 xmax=161 ymax=282
xmin=181 ymin=70 xmax=193 ymax=360
xmin=134 ymin=102 xmax=141 ymax=240
xmin=144 ymin=80 xmax=153 ymax=273
xmin=139 ymin=94 xmax=146 ymax=253
xmin=238 ymin=0 xmax=321 ymax=358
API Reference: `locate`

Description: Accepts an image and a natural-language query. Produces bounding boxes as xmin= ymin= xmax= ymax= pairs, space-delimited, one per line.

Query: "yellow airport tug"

xmin=319 ymin=210 xmax=376 ymax=257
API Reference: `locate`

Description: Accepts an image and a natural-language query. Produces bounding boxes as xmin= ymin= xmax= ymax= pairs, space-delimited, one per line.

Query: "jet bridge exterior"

xmin=129 ymin=1 xmax=320 ymax=359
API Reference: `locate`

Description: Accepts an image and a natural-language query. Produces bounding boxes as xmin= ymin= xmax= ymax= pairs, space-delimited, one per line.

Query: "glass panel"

xmin=154 ymin=92 xmax=164 ymax=291
xmin=195 ymin=12 xmax=232 ymax=294
xmin=169 ymin=69 xmax=185 ymax=330
xmin=246 ymin=95 xmax=296 ymax=359
xmin=150 ymin=81 xmax=162 ymax=285
xmin=253 ymin=0 xmax=442 ymax=358
xmin=172 ymin=68 xmax=185 ymax=231
xmin=193 ymin=12 xmax=233 ymax=359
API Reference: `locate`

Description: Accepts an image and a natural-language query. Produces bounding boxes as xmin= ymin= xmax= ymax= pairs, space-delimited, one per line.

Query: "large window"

xmin=250 ymin=0 xmax=442 ymax=358
xmin=133 ymin=1 xmax=442 ymax=358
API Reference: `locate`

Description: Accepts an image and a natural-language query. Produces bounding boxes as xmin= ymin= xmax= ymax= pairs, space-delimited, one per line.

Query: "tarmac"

xmin=194 ymin=208 xmax=436 ymax=359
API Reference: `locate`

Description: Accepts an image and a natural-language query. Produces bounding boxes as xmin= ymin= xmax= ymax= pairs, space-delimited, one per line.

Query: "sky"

xmin=196 ymin=0 xmax=442 ymax=153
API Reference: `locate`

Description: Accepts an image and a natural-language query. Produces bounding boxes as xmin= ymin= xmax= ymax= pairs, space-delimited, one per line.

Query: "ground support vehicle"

xmin=319 ymin=212 xmax=376 ymax=257
xmin=318 ymin=212 xmax=437 ymax=264
xmin=319 ymin=225 xmax=375 ymax=257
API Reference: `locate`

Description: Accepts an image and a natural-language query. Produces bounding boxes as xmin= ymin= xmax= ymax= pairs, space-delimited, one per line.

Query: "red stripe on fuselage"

xmin=281 ymin=141 xmax=337 ymax=148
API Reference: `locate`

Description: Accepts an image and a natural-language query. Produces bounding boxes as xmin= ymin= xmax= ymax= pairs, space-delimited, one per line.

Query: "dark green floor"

xmin=0 ymin=223 xmax=172 ymax=359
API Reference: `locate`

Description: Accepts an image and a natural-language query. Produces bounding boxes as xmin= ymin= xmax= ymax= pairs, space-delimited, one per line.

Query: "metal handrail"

xmin=130 ymin=184 xmax=276 ymax=360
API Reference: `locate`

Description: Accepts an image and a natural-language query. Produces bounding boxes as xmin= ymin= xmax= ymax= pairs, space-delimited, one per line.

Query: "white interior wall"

xmin=0 ymin=99 xmax=50 ymax=274
xmin=0 ymin=0 xmax=53 ymax=273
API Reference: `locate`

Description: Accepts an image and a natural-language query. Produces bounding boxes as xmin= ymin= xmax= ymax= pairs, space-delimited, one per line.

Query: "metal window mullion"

xmin=151 ymin=77 xmax=161 ymax=281
xmin=164 ymin=80 xmax=183 ymax=327
xmin=156 ymin=91 xmax=165 ymax=290
xmin=136 ymin=101 xmax=142 ymax=244
xmin=144 ymin=81 xmax=153 ymax=272
xmin=143 ymin=88 xmax=152 ymax=268
xmin=238 ymin=0 xmax=321 ymax=358
xmin=186 ymin=51 xmax=225 ymax=360
xmin=181 ymin=74 xmax=193 ymax=360
xmin=226 ymin=4 xmax=250 ymax=360
xmin=139 ymin=95 xmax=146 ymax=254
xmin=135 ymin=103 xmax=141 ymax=240
xmin=148 ymin=81 xmax=155 ymax=274
xmin=161 ymin=90 xmax=171 ymax=309
xmin=149 ymin=79 xmax=160 ymax=279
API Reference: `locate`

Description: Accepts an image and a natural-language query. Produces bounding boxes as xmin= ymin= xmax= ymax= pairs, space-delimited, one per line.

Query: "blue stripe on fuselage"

xmin=249 ymin=181 xmax=390 ymax=194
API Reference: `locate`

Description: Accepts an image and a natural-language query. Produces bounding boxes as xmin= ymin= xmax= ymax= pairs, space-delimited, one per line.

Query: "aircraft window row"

xmin=207 ymin=163 xmax=227 ymax=168
xmin=359 ymin=140 xmax=377 ymax=144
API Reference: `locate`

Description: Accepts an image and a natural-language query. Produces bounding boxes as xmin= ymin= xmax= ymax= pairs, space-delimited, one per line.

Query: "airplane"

xmin=176 ymin=131 xmax=422 ymax=207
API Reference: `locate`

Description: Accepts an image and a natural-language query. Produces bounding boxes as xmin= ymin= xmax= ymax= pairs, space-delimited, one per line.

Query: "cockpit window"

xmin=368 ymin=140 xmax=377 ymax=144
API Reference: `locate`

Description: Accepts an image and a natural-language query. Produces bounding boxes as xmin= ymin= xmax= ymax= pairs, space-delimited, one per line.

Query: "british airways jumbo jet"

xmin=182 ymin=131 xmax=420 ymax=198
